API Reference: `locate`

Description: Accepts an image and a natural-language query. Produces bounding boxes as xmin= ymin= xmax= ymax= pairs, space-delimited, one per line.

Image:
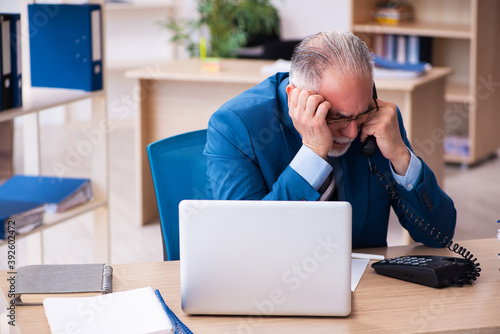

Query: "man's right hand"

xmin=286 ymin=84 xmax=333 ymax=160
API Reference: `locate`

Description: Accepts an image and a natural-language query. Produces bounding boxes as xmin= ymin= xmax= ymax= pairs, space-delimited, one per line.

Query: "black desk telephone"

xmin=371 ymin=255 xmax=473 ymax=288
xmin=360 ymin=85 xmax=481 ymax=288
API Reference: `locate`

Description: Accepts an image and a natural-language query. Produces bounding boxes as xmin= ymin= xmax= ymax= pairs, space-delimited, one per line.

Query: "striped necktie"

xmin=319 ymin=172 xmax=337 ymax=201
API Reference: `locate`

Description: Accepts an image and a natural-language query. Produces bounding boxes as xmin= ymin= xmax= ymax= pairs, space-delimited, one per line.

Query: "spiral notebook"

xmin=43 ymin=287 xmax=182 ymax=334
xmin=179 ymin=200 xmax=353 ymax=317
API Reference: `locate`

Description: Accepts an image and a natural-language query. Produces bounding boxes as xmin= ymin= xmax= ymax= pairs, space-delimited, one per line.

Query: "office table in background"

xmin=2 ymin=238 xmax=498 ymax=334
xmin=125 ymin=59 xmax=450 ymax=225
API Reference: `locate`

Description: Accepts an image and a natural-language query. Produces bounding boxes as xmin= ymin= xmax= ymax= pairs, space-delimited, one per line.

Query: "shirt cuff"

xmin=290 ymin=145 xmax=333 ymax=191
xmin=390 ymin=148 xmax=422 ymax=191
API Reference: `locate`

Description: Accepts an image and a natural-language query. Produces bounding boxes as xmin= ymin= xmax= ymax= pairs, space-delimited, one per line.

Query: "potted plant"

xmin=161 ymin=0 xmax=281 ymax=59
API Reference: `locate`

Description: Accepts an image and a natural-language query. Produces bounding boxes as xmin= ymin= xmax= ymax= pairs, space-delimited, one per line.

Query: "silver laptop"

xmin=179 ymin=200 xmax=352 ymax=317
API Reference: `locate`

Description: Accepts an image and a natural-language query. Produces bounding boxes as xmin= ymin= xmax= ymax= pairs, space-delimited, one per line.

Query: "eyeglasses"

xmin=325 ymin=98 xmax=379 ymax=129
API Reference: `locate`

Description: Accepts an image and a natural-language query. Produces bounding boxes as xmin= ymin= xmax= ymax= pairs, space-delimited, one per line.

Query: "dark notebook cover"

xmin=15 ymin=263 xmax=113 ymax=305
xmin=0 ymin=175 xmax=92 ymax=213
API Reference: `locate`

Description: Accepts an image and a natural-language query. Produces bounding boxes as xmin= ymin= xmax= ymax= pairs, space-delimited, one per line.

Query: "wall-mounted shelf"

xmin=351 ymin=22 xmax=472 ymax=40
xmin=0 ymin=0 xmax=110 ymax=263
xmin=105 ymin=0 xmax=176 ymax=11
xmin=0 ymin=88 xmax=104 ymax=123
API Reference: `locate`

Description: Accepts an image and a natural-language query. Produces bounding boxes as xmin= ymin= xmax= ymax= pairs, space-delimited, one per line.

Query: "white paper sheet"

xmin=351 ymin=258 xmax=370 ymax=292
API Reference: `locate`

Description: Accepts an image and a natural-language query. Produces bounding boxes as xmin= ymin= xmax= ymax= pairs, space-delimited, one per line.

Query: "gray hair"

xmin=289 ymin=30 xmax=374 ymax=91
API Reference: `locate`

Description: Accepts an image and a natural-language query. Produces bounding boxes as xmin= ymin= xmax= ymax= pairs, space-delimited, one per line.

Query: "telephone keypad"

xmin=382 ymin=256 xmax=433 ymax=266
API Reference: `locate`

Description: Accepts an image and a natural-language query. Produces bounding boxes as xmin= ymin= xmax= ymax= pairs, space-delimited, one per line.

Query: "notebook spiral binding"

xmin=154 ymin=289 xmax=193 ymax=334
xmin=101 ymin=264 xmax=113 ymax=293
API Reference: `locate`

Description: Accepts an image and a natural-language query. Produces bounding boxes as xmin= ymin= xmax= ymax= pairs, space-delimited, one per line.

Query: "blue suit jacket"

xmin=205 ymin=72 xmax=456 ymax=248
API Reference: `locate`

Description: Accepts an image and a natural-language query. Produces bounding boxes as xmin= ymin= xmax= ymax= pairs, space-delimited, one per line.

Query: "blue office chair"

xmin=147 ymin=129 xmax=209 ymax=261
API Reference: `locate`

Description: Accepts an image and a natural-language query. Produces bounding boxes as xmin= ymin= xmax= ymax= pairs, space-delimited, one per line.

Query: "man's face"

xmin=317 ymin=69 xmax=375 ymax=157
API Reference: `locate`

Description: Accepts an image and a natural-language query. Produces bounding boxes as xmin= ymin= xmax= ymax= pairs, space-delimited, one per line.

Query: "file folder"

xmin=0 ymin=14 xmax=13 ymax=110
xmin=28 ymin=4 xmax=103 ymax=91
xmin=10 ymin=14 xmax=21 ymax=108
xmin=0 ymin=175 xmax=93 ymax=213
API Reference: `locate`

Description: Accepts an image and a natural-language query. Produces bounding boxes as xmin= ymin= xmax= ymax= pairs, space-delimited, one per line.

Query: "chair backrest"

xmin=147 ymin=129 xmax=209 ymax=261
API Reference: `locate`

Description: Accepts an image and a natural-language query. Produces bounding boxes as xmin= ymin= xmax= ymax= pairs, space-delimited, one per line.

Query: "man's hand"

xmin=360 ymin=99 xmax=411 ymax=175
xmin=286 ymin=84 xmax=333 ymax=160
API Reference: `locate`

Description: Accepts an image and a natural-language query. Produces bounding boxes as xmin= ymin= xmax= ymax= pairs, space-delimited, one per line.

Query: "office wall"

xmin=105 ymin=5 xmax=175 ymax=66
xmin=0 ymin=1 xmax=19 ymax=12
xmin=178 ymin=0 xmax=351 ymax=40
xmin=271 ymin=0 xmax=351 ymax=39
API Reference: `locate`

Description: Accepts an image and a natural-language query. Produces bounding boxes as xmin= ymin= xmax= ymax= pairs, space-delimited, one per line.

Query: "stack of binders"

xmin=0 ymin=14 xmax=22 ymax=111
xmin=0 ymin=3 xmax=104 ymax=110
xmin=0 ymin=200 xmax=45 ymax=239
xmin=0 ymin=175 xmax=93 ymax=239
xmin=0 ymin=175 xmax=93 ymax=214
xmin=371 ymin=33 xmax=433 ymax=79
xmin=372 ymin=33 xmax=433 ymax=66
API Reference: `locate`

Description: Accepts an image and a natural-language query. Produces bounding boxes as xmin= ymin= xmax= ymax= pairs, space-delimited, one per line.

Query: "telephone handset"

xmin=360 ymin=84 xmax=379 ymax=158
xmin=360 ymin=84 xmax=481 ymax=287
xmin=360 ymin=136 xmax=377 ymax=158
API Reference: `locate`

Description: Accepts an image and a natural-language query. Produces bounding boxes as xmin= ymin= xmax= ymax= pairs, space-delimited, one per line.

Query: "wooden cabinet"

xmin=351 ymin=0 xmax=500 ymax=165
xmin=0 ymin=0 xmax=109 ymax=263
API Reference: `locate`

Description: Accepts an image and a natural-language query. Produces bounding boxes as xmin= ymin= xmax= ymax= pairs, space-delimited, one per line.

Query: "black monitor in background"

xmin=237 ymin=39 xmax=300 ymax=61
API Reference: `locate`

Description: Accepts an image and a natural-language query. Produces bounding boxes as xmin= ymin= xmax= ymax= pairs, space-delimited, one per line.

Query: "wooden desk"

xmin=126 ymin=59 xmax=450 ymax=225
xmin=2 ymin=238 xmax=498 ymax=333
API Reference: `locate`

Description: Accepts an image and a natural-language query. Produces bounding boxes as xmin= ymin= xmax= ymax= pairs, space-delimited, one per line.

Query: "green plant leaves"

xmin=161 ymin=0 xmax=280 ymax=58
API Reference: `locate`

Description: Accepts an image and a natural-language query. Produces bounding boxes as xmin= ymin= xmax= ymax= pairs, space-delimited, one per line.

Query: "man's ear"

xmin=286 ymin=83 xmax=295 ymax=105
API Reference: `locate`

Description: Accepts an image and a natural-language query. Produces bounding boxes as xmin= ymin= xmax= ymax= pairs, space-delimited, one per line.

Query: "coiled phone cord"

xmin=365 ymin=156 xmax=481 ymax=286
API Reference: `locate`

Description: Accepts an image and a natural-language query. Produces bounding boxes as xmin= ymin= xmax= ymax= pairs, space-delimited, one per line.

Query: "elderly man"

xmin=204 ymin=30 xmax=456 ymax=248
